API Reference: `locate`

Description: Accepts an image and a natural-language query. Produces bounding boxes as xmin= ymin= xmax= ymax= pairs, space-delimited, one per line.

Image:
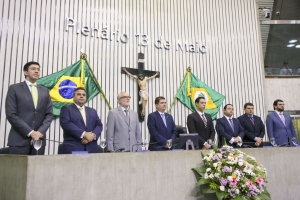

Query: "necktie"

xmin=229 ymin=119 xmax=234 ymax=132
xmin=31 ymin=84 xmax=38 ymax=109
xmin=124 ymin=110 xmax=129 ymax=124
xmin=201 ymin=114 xmax=207 ymax=128
xmin=79 ymin=107 xmax=86 ymax=125
xmin=279 ymin=113 xmax=286 ymax=126
xmin=249 ymin=116 xmax=254 ymax=124
xmin=161 ymin=113 xmax=167 ymax=127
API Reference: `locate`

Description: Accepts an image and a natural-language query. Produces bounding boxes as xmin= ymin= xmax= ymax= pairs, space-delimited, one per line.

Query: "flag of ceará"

xmin=36 ymin=58 xmax=101 ymax=117
xmin=176 ymin=70 xmax=225 ymax=120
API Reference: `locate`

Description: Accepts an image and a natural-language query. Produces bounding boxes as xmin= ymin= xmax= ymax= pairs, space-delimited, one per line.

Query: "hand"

xmin=233 ymin=137 xmax=240 ymax=143
xmin=122 ymin=68 xmax=128 ymax=72
xmin=81 ymin=138 xmax=89 ymax=144
xmin=256 ymin=137 xmax=263 ymax=143
xmin=84 ymin=132 xmax=94 ymax=142
xmin=203 ymin=143 xmax=211 ymax=150
xmin=156 ymin=72 xmax=160 ymax=76
xmin=31 ymin=131 xmax=44 ymax=139
xmin=109 ymin=150 xmax=115 ymax=153
xmin=30 ymin=138 xmax=34 ymax=145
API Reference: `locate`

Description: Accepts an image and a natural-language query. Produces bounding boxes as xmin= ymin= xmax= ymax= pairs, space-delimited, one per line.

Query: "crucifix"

xmin=121 ymin=52 xmax=160 ymax=122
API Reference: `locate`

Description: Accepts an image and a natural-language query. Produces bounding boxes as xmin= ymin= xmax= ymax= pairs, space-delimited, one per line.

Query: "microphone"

xmin=278 ymin=142 xmax=292 ymax=147
xmin=47 ymin=139 xmax=77 ymax=151
xmin=114 ymin=148 xmax=129 ymax=152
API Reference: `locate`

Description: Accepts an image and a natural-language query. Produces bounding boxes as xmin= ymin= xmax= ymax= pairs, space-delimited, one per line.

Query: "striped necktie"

xmin=229 ymin=119 xmax=234 ymax=132
xmin=201 ymin=114 xmax=207 ymax=128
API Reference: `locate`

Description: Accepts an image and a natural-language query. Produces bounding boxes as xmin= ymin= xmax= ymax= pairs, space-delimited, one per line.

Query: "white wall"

xmin=0 ymin=0 xmax=265 ymax=154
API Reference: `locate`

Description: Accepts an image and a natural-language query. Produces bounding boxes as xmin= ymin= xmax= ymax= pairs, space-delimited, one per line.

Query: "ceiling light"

xmin=287 ymin=44 xmax=295 ymax=47
xmin=295 ymin=45 xmax=300 ymax=48
xmin=289 ymin=39 xmax=297 ymax=43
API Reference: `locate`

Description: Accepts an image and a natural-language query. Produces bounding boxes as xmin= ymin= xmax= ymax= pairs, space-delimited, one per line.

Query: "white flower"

xmin=235 ymin=189 xmax=240 ymax=194
xmin=213 ymin=163 xmax=218 ymax=168
xmin=209 ymin=174 xmax=214 ymax=179
xmin=204 ymin=173 xmax=209 ymax=179
xmin=238 ymin=161 xmax=243 ymax=166
xmin=206 ymin=168 xmax=211 ymax=172
xmin=220 ymin=186 xmax=225 ymax=191
xmin=214 ymin=173 xmax=220 ymax=178
xmin=227 ymin=176 xmax=233 ymax=181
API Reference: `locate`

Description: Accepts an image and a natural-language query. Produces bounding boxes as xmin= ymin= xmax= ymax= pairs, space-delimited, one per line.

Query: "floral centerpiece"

xmin=192 ymin=145 xmax=271 ymax=200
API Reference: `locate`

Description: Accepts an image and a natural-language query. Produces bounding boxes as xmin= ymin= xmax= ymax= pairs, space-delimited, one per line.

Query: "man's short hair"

xmin=244 ymin=102 xmax=254 ymax=109
xmin=224 ymin=104 xmax=233 ymax=110
xmin=273 ymin=99 xmax=283 ymax=110
xmin=23 ymin=61 xmax=40 ymax=71
xmin=73 ymin=87 xmax=86 ymax=97
xmin=155 ymin=96 xmax=165 ymax=105
xmin=195 ymin=96 xmax=206 ymax=104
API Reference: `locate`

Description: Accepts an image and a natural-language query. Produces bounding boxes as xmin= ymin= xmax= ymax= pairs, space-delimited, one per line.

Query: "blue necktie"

xmin=161 ymin=114 xmax=167 ymax=127
xmin=229 ymin=119 xmax=234 ymax=132
xmin=249 ymin=116 xmax=254 ymax=124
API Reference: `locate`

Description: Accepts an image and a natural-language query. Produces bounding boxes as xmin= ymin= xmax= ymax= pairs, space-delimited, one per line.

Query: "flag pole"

xmin=167 ymin=67 xmax=191 ymax=113
xmin=80 ymin=53 xmax=112 ymax=110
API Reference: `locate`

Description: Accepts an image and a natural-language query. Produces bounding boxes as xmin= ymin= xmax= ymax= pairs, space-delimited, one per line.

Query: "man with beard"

xmin=266 ymin=99 xmax=298 ymax=146
xmin=122 ymin=68 xmax=159 ymax=116
xmin=106 ymin=92 xmax=142 ymax=152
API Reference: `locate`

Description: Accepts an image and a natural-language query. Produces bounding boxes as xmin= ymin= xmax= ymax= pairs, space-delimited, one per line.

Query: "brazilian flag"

xmin=36 ymin=57 xmax=101 ymax=118
xmin=176 ymin=70 xmax=225 ymax=120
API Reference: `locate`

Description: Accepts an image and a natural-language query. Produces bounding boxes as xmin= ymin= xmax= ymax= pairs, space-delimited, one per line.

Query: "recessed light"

xmin=287 ymin=44 xmax=295 ymax=47
xmin=289 ymin=39 xmax=297 ymax=43
xmin=295 ymin=45 xmax=300 ymax=48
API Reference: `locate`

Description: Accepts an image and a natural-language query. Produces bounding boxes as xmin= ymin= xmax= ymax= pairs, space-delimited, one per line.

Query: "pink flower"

xmin=248 ymin=180 xmax=253 ymax=187
xmin=256 ymin=177 xmax=264 ymax=185
xmin=230 ymin=178 xmax=238 ymax=186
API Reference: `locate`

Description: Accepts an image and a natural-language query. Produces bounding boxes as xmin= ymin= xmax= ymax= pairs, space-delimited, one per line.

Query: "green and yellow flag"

xmin=37 ymin=57 xmax=103 ymax=118
xmin=176 ymin=70 xmax=225 ymax=120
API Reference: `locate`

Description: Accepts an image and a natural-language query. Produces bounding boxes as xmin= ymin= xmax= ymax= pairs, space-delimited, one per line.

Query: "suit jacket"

xmin=186 ymin=112 xmax=215 ymax=148
xmin=5 ymin=81 xmax=53 ymax=147
xmin=60 ymin=104 xmax=103 ymax=153
xmin=147 ymin=111 xmax=177 ymax=151
xmin=266 ymin=112 xmax=297 ymax=146
xmin=237 ymin=114 xmax=265 ymax=147
xmin=106 ymin=107 xmax=141 ymax=152
xmin=216 ymin=116 xmax=244 ymax=148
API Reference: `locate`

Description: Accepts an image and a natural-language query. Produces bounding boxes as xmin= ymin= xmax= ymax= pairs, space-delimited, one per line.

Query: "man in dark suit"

xmin=5 ymin=61 xmax=53 ymax=155
xmin=147 ymin=96 xmax=177 ymax=151
xmin=187 ymin=97 xmax=215 ymax=149
xmin=238 ymin=103 xmax=265 ymax=147
xmin=216 ymin=104 xmax=244 ymax=148
xmin=60 ymin=87 xmax=103 ymax=153
xmin=266 ymin=99 xmax=298 ymax=146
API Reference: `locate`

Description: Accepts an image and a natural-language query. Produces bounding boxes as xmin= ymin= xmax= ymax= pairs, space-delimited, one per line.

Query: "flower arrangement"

xmin=192 ymin=146 xmax=271 ymax=200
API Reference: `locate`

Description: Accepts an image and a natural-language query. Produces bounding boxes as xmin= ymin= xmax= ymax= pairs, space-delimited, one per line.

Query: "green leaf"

xmin=216 ymin=191 xmax=227 ymax=200
xmin=213 ymin=144 xmax=218 ymax=151
xmin=257 ymin=192 xmax=271 ymax=200
xmin=192 ymin=166 xmax=206 ymax=176
xmin=196 ymin=178 xmax=210 ymax=186
xmin=254 ymin=197 xmax=261 ymax=200
xmin=202 ymin=186 xmax=216 ymax=194
xmin=201 ymin=151 xmax=205 ymax=158
xmin=232 ymin=196 xmax=243 ymax=200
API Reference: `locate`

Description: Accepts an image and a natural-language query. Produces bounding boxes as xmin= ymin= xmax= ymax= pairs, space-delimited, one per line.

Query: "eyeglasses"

xmin=120 ymin=96 xmax=131 ymax=99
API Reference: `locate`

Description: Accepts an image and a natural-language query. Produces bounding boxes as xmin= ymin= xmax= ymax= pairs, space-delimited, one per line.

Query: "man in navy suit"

xmin=238 ymin=103 xmax=265 ymax=147
xmin=266 ymin=99 xmax=298 ymax=146
xmin=5 ymin=61 xmax=53 ymax=155
xmin=216 ymin=104 xmax=244 ymax=148
xmin=147 ymin=96 xmax=177 ymax=151
xmin=60 ymin=87 xmax=103 ymax=153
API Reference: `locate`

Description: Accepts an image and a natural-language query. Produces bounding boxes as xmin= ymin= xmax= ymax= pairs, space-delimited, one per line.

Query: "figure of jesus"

xmin=123 ymin=68 xmax=159 ymax=116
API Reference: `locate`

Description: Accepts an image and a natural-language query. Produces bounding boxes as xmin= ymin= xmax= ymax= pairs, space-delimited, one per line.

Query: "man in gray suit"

xmin=5 ymin=61 xmax=53 ymax=155
xmin=106 ymin=92 xmax=142 ymax=152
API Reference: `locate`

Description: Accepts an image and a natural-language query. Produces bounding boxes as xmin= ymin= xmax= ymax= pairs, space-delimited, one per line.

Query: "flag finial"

xmin=187 ymin=67 xmax=191 ymax=72
xmin=80 ymin=53 xmax=87 ymax=60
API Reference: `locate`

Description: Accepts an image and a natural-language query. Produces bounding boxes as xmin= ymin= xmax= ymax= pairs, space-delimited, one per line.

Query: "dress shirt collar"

xmin=224 ymin=115 xmax=233 ymax=120
xmin=275 ymin=110 xmax=283 ymax=115
xmin=196 ymin=110 xmax=205 ymax=116
xmin=247 ymin=115 xmax=254 ymax=118
xmin=25 ymin=79 xmax=37 ymax=87
xmin=157 ymin=110 xmax=165 ymax=115
xmin=74 ymin=103 xmax=85 ymax=110
xmin=120 ymin=106 xmax=129 ymax=112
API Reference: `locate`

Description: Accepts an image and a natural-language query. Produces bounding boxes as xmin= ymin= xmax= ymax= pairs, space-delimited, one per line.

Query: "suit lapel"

xmin=156 ymin=111 xmax=167 ymax=130
xmin=244 ymin=114 xmax=254 ymax=127
xmin=73 ymin=104 xmax=86 ymax=126
xmin=224 ymin=116 xmax=234 ymax=134
xmin=36 ymin=85 xmax=43 ymax=110
xmin=195 ymin=112 xmax=206 ymax=128
xmin=118 ymin=107 xmax=129 ymax=125
xmin=21 ymin=81 xmax=35 ymax=109
xmin=273 ymin=112 xmax=286 ymax=127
